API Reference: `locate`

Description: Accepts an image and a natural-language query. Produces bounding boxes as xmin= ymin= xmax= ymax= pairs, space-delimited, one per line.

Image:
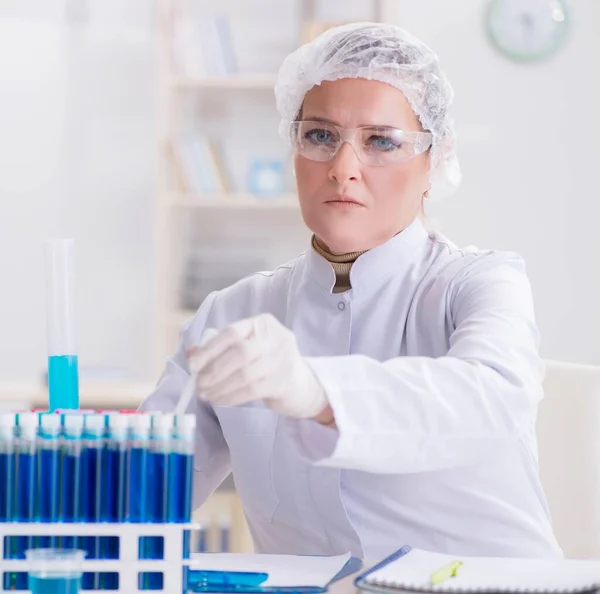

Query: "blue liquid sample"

xmin=169 ymin=452 xmax=193 ymax=569
xmin=29 ymin=575 xmax=81 ymax=594
xmin=148 ymin=451 xmax=168 ymax=556
xmin=143 ymin=451 xmax=169 ymax=590
xmin=102 ymin=445 xmax=127 ymax=590
xmin=39 ymin=448 xmax=60 ymax=548
xmin=16 ymin=452 xmax=37 ymax=521
xmin=48 ymin=355 xmax=79 ymax=411
xmin=103 ymin=448 xmax=126 ymax=524
xmin=129 ymin=447 xmax=148 ymax=522
xmin=1 ymin=451 xmax=15 ymax=591
xmin=168 ymin=453 xmax=193 ymax=523
xmin=130 ymin=446 xmax=151 ymax=590
xmin=16 ymin=452 xmax=37 ymax=589
xmin=81 ymin=445 xmax=101 ymax=590
xmin=0 ymin=452 xmax=13 ymax=521
xmin=61 ymin=453 xmax=81 ymax=550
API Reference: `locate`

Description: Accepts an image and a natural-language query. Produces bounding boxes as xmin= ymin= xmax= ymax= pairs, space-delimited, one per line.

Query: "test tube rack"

xmin=0 ymin=522 xmax=194 ymax=593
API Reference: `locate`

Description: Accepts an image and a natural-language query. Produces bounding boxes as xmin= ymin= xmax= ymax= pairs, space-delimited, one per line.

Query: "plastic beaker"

xmin=25 ymin=549 xmax=86 ymax=594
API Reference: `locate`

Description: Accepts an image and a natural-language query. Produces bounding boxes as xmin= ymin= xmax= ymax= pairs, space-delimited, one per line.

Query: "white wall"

xmin=387 ymin=0 xmax=600 ymax=365
xmin=0 ymin=0 xmax=156 ymax=383
xmin=0 ymin=0 xmax=598 ymax=386
xmin=0 ymin=4 xmax=67 ymax=383
xmin=62 ymin=3 xmax=156 ymax=381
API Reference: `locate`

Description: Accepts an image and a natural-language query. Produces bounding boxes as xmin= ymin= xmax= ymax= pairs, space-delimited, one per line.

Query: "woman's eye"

xmin=368 ymin=135 xmax=400 ymax=152
xmin=305 ymin=128 xmax=334 ymax=144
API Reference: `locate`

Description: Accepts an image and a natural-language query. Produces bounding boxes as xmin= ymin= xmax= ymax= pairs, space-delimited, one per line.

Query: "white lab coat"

xmin=140 ymin=218 xmax=561 ymax=560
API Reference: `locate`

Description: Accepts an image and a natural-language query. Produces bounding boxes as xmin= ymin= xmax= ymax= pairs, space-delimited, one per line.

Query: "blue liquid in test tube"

xmin=81 ymin=414 xmax=104 ymax=590
xmin=128 ymin=414 xmax=151 ymax=590
xmin=170 ymin=413 xmax=196 ymax=590
xmin=102 ymin=414 xmax=129 ymax=590
xmin=128 ymin=414 xmax=150 ymax=522
xmin=0 ymin=413 xmax=16 ymax=591
xmin=61 ymin=415 xmax=84 ymax=551
xmin=15 ymin=412 xmax=39 ymax=590
xmin=169 ymin=415 xmax=195 ymax=524
xmin=38 ymin=414 xmax=61 ymax=549
xmin=48 ymin=355 xmax=79 ymax=411
xmin=46 ymin=239 xmax=79 ymax=411
xmin=142 ymin=413 xmax=174 ymax=590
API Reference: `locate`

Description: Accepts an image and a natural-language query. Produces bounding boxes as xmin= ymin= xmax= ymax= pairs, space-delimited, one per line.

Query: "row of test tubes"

xmin=0 ymin=410 xmax=195 ymax=591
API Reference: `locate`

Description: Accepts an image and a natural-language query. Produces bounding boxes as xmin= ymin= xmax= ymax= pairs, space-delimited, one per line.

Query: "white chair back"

xmin=538 ymin=360 xmax=600 ymax=557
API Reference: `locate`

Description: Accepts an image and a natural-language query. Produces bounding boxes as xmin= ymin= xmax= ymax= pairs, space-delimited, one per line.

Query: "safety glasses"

xmin=291 ymin=120 xmax=432 ymax=167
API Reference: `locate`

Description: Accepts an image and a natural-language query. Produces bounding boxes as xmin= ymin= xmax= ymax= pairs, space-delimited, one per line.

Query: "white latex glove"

xmin=187 ymin=313 xmax=328 ymax=419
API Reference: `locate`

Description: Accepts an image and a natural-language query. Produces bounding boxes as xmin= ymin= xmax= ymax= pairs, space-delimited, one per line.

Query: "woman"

xmin=141 ymin=23 xmax=561 ymax=559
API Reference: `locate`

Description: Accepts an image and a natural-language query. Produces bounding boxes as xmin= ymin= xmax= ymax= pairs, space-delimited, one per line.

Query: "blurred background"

xmin=0 ymin=0 xmax=597 ymax=402
xmin=0 ymin=0 xmax=597 ymax=555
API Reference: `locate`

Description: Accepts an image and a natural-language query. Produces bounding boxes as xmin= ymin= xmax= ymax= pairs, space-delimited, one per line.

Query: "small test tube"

xmin=102 ymin=413 xmax=129 ymax=590
xmin=0 ymin=413 xmax=15 ymax=522
xmin=128 ymin=414 xmax=151 ymax=523
xmin=141 ymin=413 xmax=174 ymax=590
xmin=38 ymin=414 xmax=61 ymax=548
xmin=150 ymin=413 xmax=173 ymax=525
xmin=128 ymin=414 xmax=151 ymax=591
xmin=81 ymin=414 xmax=105 ymax=590
xmin=15 ymin=412 xmax=39 ymax=589
xmin=170 ymin=414 xmax=195 ymax=523
xmin=0 ymin=413 xmax=16 ymax=591
xmin=46 ymin=239 xmax=79 ymax=411
xmin=171 ymin=414 xmax=196 ymax=570
xmin=61 ymin=413 xmax=84 ymax=551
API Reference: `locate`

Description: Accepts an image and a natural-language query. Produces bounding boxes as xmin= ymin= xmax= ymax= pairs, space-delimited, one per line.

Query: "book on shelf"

xmin=172 ymin=10 xmax=237 ymax=78
xmin=169 ymin=137 xmax=231 ymax=195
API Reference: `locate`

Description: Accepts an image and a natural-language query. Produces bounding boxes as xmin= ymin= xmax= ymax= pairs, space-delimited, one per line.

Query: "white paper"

xmin=367 ymin=548 xmax=600 ymax=592
xmin=189 ymin=552 xmax=352 ymax=588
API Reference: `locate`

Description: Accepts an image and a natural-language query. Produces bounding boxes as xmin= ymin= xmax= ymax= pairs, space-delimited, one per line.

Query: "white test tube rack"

xmin=0 ymin=522 xmax=195 ymax=593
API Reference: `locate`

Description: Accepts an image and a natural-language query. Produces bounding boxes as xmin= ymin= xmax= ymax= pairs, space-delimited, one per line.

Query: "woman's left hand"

xmin=187 ymin=313 xmax=330 ymax=419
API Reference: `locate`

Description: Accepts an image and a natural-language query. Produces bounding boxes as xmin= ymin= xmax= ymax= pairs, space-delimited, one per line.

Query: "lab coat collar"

xmin=306 ymin=217 xmax=430 ymax=294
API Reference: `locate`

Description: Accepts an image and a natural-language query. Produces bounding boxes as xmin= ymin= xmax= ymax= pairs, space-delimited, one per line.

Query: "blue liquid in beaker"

xmin=28 ymin=575 xmax=81 ymax=594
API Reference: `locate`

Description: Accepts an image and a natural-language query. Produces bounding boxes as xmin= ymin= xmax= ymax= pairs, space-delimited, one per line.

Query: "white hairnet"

xmin=275 ymin=22 xmax=461 ymax=200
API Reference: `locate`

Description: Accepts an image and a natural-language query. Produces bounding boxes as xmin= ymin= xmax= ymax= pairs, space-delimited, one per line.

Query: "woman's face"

xmin=294 ymin=78 xmax=430 ymax=254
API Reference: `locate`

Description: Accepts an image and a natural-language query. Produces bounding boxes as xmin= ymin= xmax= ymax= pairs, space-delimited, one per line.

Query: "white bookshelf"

xmin=154 ymin=0 xmax=394 ymax=371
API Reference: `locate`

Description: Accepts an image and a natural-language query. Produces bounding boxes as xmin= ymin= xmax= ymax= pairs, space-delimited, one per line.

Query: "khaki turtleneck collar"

xmin=311 ymin=236 xmax=367 ymax=293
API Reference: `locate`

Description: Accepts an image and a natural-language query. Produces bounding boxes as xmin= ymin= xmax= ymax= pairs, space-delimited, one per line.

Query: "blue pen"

xmin=187 ymin=571 xmax=269 ymax=589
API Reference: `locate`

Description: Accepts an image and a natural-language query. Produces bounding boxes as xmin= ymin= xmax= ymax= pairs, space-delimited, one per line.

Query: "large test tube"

xmin=46 ymin=239 xmax=79 ymax=411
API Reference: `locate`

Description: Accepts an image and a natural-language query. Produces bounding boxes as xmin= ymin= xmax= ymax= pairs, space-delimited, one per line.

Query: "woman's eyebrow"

xmin=299 ymin=115 xmax=406 ymax=129
xmin=300 ymin=115 xmax=339 ymax=125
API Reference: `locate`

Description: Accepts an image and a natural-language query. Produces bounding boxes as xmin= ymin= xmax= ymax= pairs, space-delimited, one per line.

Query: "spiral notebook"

xmin=354 ymin=546 xmax=600 ymax=594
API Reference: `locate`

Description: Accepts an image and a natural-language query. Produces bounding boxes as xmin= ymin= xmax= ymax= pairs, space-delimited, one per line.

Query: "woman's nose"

xmin=328 ymin=141 xmax=363 ymax=184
